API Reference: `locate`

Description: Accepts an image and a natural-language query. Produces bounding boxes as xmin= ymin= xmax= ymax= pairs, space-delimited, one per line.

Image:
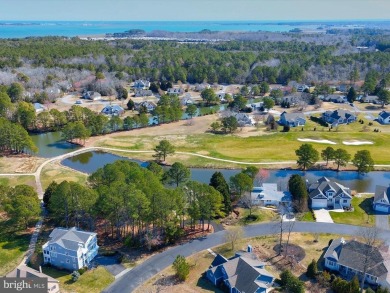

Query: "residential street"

xmin=102 ymin=222 xmax=390 ymax=293
xmin=376 ymin=214 xmax=390 ymax=230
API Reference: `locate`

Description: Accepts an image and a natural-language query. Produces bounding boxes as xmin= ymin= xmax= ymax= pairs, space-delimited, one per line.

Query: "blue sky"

xmin=1 ymin=0 xmax=389 ymax=21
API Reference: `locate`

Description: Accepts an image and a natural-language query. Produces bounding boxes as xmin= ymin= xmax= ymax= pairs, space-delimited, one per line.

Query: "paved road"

xmin=376 ymin=214 xmax=390 ymax=230
xmin=102 ymin=222 xmax=390 ymax=293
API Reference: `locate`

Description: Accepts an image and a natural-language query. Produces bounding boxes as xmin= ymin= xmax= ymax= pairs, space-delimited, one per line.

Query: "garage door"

xmin=375 ymin=204 xmax=389 ymax=213
xmin=312 ymin=199 xmax=327 ymax=209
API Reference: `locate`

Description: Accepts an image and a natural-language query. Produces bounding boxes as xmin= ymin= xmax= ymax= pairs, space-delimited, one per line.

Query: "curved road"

xmin=102 ymin=222 xmax=390 ymax=293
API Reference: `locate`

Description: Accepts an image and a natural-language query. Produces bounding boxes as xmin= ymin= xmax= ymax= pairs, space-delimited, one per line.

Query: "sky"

xmin=0 ymin=0 xmax=389 ymax=21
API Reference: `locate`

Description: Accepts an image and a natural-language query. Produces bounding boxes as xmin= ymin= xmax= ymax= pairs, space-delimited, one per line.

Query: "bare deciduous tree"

xmin=225 ymin=226 xmax=244 ymax=251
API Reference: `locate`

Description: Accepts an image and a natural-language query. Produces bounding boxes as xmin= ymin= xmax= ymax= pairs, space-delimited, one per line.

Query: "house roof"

xmin=280 ymin=111 xmax=306 ymax=123
xmin=209 ymin=251 xmax=274 ymax=292
xmin=7 ymin=264 xmax=59 ymax=283
xmin=308 ymin=177 xmax=352 ymax=200
xmin=211 ymin=254 xmax=228 ymax=267
xmin=251 ymin=183 xmax=292 ymax=203
xmin=101 ymin=105 xmax=124 ymax=114
xmin=379 ymin=111 xmax=390 ymax=119
xmin=46 ymin=227 xmax=95 ymax=251
xmin=374 ymin=185 xmax=390 ymax=205
xmin=323 ymin=109 xmax=356 ymax=121
xmin=325 ymin=238 xmax=388 ymax=278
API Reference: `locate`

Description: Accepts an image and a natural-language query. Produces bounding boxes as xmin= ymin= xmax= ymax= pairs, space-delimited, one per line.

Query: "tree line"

xmin=296 ymin=144 xmax=374 ymax=173
xmin=43 ymin=159 xmax=232 ymax=248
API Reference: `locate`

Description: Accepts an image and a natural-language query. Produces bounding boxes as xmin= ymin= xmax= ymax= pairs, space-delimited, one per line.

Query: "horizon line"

xmin=1 ymin=19 xmax=390 ymax=23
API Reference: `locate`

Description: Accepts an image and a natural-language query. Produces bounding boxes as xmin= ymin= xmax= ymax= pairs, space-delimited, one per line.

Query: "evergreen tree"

xmin=210 ymin=171 xmax=231 ymax=213
xmin=172 ymin=255 xmax=190 ymax=281
xmin=306 ymin=259 xmax=318 ymax=279
xmin=288 ymin=174 xmax=308 ymax=212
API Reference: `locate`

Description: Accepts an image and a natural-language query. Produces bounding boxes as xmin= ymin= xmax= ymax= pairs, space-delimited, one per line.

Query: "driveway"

xmin=313 ymin=209 xmax=334 ymax=223
xmin=102 ymin=222 xmax=390 ymax=293
xmin=376 ymin=214 xmax=390 ymax=230
xmin=93 ymin=255 xmax=126 ymax=277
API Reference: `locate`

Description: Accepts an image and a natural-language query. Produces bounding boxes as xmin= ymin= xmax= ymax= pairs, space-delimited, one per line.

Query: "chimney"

xmin=247 ymin=244 xmax=253 ymax=253
xmin=39 ymin=266 xmax=42 ymax=273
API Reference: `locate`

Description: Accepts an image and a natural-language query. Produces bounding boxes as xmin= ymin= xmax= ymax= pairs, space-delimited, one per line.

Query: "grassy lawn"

xmin=297 ymin=210 xmax=316 ymax=222
xmin=40 ymin=163 xmax=88 ymax=190
xmin=0 ymin=219 xmax=31 ymax=276
xmin=138 ymin=232 xmax=348 ymax=292
xmin=42 ymin=266 xmax=114 ymax=293
xmin=329 ymin=195 xmax=375 ymax=227
xmin=237 ymin=207 xmax=278 ymax=225
xmin=134 ymin=251 xmax=224 ymax=293
xmin=97 ymin=117 xmax=390 ymax=166
xmin=0 ymin=175 xmax=36 ymax=189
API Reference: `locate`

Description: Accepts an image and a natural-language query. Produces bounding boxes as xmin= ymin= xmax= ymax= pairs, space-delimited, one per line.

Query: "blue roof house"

xmin=42 ymin=227 xmax=99 ymax=271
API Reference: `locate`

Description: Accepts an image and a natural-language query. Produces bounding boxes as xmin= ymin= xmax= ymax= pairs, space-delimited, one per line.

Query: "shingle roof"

xmin=7 ymin=265 xmax=59 ymax=283
xmin=209 ymin=252 xmax=274 ymax=292
xmin=47 ymin=227 xmax=95 ymax=251
xmin=374 ymin=185 xmax=390 ymax=204
xmin=324 ymin=109 xmax=356 ymax=120
xmin=309 ymin=177 xmax=352 ymax=200
xmin=280 ymin=111 xmax=306 ymax=123
xmin=325 ymin=238 xmax=388 ymax=278
xmin=379 ymin=111 xmax=390 ymax=119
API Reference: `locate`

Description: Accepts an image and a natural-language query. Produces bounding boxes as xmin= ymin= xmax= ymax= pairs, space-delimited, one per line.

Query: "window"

xmin=66 ymin=252 xmax=69 ymax=256
xmin=51 ymin=252 xmax=57 ymax=258
xmin=328 ymin=260 xmax=335 ymax=266
xmin=66 ymin=259 xmax=70 ymax=263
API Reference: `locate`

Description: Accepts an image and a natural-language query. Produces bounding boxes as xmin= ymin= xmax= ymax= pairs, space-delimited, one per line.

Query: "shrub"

xmin=172 ymin=255 xmax=190 ymax=281
xmin=280 ymin=269 xmax=304 ymax=293
xmin=71 ymin=271 xmax=80 ymax=282
xmin=78 ymin=267 xmax=87 ymax=275
xmin=306 ymin=259 xmax=318 ymax=279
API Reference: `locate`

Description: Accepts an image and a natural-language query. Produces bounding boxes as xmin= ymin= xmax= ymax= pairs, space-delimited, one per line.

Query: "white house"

xmin=373 ymin=185 xmax=390 ymax=213
xmin=378 ymin=111 xmax=390 ymax=125
xmin=42 ymin=227 xmax=99 ymax=271
xmin=83 ymin=91 xmax=101 ymax=101
xmin=308 ymin=177 xmax=352 ymax=209
xmin=33 ymin=102 xmax=47 ymax=113
xmin=167 ymin=88 xmax=184 ymax=95
xmin=324 ymin=238 xmax=388 ymax=286
xmin=250 ymin=184 xmax=292 ymax=207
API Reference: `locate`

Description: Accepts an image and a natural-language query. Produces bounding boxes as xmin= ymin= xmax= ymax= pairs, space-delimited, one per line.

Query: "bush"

xmin=172 ymin=255 xmax=190 ymax=281
xmin=78 ymin=267 xmax=87 ymax=275
xmin=71 ymin=270 xmax=80 ymax=282
xmin=280 ymin=270 xmax=304 ymax=293
xmin=316 ymin=271 xmax=331 ymax=288
xmin=306 ymin=259 xmax=318 ymax=279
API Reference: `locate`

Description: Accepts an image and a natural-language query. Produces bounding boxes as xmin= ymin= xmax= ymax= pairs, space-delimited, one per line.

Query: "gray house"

xmin=362 ymin=95 xmax=379 ymax=104
xmin=134 ymin=89 xmax=153 ymax=97
xmin=250 ymin=183 xmax=292 ymax=207
xmin=42 ymin=227 xmax=99 ymax=271
xmin=324 ymin=95 xmax=347 ymax=103
xmin=278 ymin=111 xmax=306 ymax=127
xmin=373 ymin=185 xmax=390 ymax=213
xmin=83 ymin=91 xmax=101 ymax=101
xmin=167 ymin=88 xmax=184 ymax=95
xmin=133 ymin=80 xmax=150 ymax=89
xmin=324 ymin=238 xmax=388 ymax=286
xmin=101 ymin=105 xmax=124 ymax=116
xmin=308 ymin=177 xmax=352 ymax=209
xmin=321 ymin=109 xmax=357 ymax=126
xmin=206 ymin=249 xmax=275 ymax=293
xmin=378 ymin=111 xmax=390 ymax=125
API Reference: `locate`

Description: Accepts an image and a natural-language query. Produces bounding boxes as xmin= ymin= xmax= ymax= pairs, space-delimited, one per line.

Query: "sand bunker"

xmin=298 ymin=138 xmax=337 ymax=145
xmin=342 ymin=140 xmax=374 ymax=145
